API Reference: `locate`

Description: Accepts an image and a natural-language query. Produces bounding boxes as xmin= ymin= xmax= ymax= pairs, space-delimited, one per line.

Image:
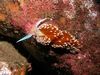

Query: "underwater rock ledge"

xmin=0 ymin=41 xmax=31 ymax=75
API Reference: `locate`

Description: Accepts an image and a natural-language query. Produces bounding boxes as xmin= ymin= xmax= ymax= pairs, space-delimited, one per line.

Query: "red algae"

xmin=6 ymin=0 xmax=58 ymax=33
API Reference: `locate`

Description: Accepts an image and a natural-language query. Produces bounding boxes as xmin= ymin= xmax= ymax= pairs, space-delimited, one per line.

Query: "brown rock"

xmin=0 ymin=41 xmax=31 ymax=75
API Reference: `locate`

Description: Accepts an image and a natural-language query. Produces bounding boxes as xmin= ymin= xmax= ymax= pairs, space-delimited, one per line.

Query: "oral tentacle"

xmin=16 ymin=32 xmax=34 ymax=43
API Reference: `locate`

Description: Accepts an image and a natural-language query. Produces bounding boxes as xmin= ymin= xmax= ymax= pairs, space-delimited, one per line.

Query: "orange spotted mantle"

xmin=36 ymin=21 xmax=82 ymax=48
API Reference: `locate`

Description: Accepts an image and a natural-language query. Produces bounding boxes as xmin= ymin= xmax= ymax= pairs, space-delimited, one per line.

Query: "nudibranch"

xmin=36 ymin=21 xmax=82 ymax=48
xmin=17 ymin=18 xmax=82 ymax=50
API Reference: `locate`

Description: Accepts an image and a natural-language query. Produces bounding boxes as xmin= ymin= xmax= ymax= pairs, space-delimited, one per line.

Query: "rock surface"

xmin=0 ymin=41 xmax=31 ymax=75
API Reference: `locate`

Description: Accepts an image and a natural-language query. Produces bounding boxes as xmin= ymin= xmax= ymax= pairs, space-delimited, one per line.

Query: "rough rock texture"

xmin=0 ymin=41 xmax=31 ymax=75
xmin=0 ymin=0 xmax=100 ymax=75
